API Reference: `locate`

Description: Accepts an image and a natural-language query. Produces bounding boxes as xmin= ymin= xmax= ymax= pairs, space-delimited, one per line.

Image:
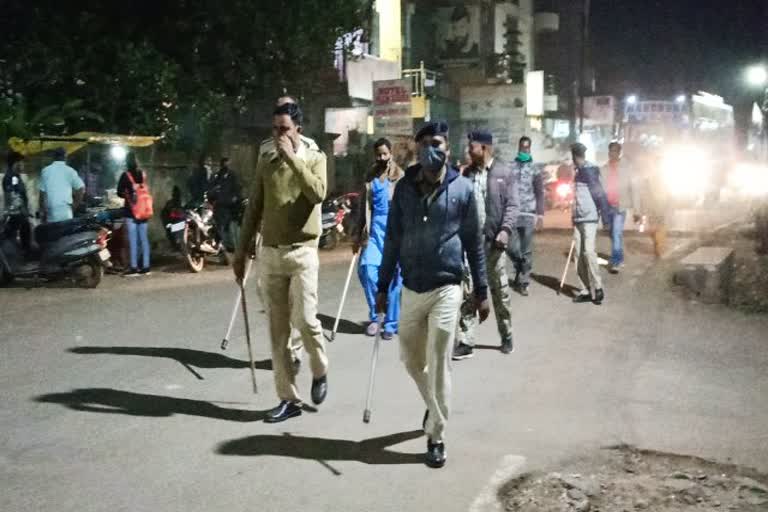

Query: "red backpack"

xmin=126 ymin=171 xmax=154 ymax=221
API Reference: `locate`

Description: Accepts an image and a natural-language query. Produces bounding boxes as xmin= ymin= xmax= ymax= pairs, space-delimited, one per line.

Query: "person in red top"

xmin=603 ymin=142 xmax=640 ymax=273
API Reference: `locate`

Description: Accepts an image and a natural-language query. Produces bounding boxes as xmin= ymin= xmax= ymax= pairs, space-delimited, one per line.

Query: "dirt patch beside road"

xmin=501 ymin=446 xmax=768 ymax=511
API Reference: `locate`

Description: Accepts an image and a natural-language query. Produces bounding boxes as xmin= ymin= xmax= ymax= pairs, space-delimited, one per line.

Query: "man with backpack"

xmin=117 ymin=152 xmax=154 ymax=276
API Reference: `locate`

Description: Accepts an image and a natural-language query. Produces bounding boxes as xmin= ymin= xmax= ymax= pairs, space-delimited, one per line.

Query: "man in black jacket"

xmin=377 ymin=121 xmax=489 ymax=469
xmin=454 ymin=130 xmax=519 ymax=360
xmin=207 ymin=157 xmax=242 ymax=252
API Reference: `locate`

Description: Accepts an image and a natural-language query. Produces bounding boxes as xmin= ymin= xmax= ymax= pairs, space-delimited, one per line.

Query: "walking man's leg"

xmin=486 ymin=243 xmax=514 ymax=353
xmin=452 ymin=266 xmax=475 ymax=360
xmin=424 ymin=284 xmax=462 ymax=467
xmin=507 ymin=226 xmax=524 ymax=287
xmin=582 ymin=222 xmax=603 ymax=303
xmin=289 ymin=247 xmax=329 ymax=406
xmin=518 ymin=224 xmax=535 ymax=295
xmin=609 ymin=209 xmax=626 ymax=271
xmin=573 ymin=224 xmax=591 ymax=302
xmin=399 ymin=288 xmax=431 ymax=408
xmin=262 ymin=248 xmax=304 ymax=422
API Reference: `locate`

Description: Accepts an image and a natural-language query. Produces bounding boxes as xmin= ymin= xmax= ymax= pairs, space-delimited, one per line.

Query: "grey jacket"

xmin=379 ymin=165 xmax=488 ymax=300
xmin=462 ymin=158 xmax=519 ymax=240
xmin=510 ymin=159 xmax=545 ymax=223
xmin=572 ymin=162 xmax=610 ymax=224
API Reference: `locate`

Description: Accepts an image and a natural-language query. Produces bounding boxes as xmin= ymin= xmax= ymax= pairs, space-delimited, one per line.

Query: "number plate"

xmin=98 ymin=249 xmax=111 ymax=262
xmin=170 ymin=222 xmax=186 ymax=233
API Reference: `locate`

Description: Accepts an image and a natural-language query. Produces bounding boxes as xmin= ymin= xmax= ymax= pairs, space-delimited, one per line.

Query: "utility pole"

xmin=578 ymin=0 xmax=591 ymax=135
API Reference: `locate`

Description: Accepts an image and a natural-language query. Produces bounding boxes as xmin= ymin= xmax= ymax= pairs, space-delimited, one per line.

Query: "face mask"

xmin=376 ymin=158 xmax=389 ymax=168
xmin=516 ymin=152 xmax=532 ymax=162
xmin=419 ymin=145 xmax=447 ymax=173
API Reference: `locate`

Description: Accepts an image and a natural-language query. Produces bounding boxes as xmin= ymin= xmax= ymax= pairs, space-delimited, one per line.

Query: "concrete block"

xmin=674 ymin=247 xmax=734 ymax=304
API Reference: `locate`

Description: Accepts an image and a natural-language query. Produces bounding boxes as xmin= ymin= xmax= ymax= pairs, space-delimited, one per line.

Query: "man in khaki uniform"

xmin=234 ymin=102 xmax=328 ymax=423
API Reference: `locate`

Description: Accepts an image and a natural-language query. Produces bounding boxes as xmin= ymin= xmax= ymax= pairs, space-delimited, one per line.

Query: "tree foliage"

xmin=0 ymin=0 xmax=365 ymax=147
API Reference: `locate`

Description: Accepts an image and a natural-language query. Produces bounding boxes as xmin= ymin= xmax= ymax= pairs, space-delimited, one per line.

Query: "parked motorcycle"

xmin=169 ymin=201 xmax=232 ymax=273
xmin=0 ymin=215 xmax=112 ymax=288
xmin=319 ymin=194 xmax=355 ymax=250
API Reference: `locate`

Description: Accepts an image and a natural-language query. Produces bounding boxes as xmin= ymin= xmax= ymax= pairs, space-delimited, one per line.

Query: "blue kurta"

xmin=359 ymin=175 xmax=402 ymax=333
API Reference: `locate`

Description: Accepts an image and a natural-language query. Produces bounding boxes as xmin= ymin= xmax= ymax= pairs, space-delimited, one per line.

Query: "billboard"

xmin=435 ymin=5 xmax=481 ymax=66
xmin=373 ymin=79 xmax=413 ymax=136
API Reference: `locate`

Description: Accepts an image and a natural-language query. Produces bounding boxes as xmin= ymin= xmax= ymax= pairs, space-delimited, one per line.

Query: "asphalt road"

xmin=1 ymin=232 xmax=767 ymax=512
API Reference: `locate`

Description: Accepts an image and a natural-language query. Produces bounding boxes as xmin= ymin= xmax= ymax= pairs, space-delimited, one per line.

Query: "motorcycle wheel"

xmin=181 ymin=227 xmax=205 ymax=273
xmin=74 ymin=262 xmax=103 ymax=288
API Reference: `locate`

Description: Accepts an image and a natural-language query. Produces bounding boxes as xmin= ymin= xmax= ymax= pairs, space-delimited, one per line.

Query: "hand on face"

xmin=276 ymin=135 xmax=296 ymax=159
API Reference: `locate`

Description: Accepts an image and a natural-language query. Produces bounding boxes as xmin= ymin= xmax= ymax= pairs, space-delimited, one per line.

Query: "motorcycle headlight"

xmin=661 ymin=146 xmax=711 ymax=197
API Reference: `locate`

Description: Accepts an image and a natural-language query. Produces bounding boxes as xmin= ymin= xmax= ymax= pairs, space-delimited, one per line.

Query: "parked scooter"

xmin=319 ymin=194 xmax=354 ymax=250
xmin=0 ymin=215 xmax=112 ymax=288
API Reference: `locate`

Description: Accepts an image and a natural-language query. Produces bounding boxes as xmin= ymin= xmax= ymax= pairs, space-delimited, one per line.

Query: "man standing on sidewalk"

xmin=571 ymin=143 xmax=610 ymax=305
xmin=377 ymin=121 xmax=489 ymax=469
xmin=233 ymin=102 xmax=328 ymax=423
xmin=39 ymin=148 xmax=85 ymax=223
xmin=603 ymin=142 xmax=640 ymax=273
xmin=453 ymin=130 xmax=518 ymax=361
xmin=507 ymin=136 xmax=544 ymax=296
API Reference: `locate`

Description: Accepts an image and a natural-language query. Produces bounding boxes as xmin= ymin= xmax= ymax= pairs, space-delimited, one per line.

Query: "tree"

xmin=0 ymin=0 xmax=364 ymax=148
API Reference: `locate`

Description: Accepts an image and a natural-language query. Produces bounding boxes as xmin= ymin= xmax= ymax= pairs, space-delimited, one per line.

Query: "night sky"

xmin=591 ymin=0 xmax=768 ymax=104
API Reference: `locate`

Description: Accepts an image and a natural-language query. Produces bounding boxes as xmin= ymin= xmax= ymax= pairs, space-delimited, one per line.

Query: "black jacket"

xmin=2 ymin=168 xmax=29 ymax=215
xmin=207 ymin=169 xmax=242 ymax=212
xmin=378 ymin=165 xmax=488 ymax=300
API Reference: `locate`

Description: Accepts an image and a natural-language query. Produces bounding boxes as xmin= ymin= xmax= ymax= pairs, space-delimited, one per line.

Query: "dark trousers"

xmin=507 ymin=223 xmax=535 ymax=286
xmin=214 ymin=208 xmax=235 ymax=252
xmin=5 ymin=214 xmax=31 ymax=253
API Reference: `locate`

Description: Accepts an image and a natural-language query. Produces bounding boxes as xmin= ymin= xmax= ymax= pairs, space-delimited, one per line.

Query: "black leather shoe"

xmin=422 ymin=410 xmax=429 ymax=430
xmin=311 ymin=375 xmax=328 ymax=405
xmin=425 ymin=439 xmax=446 ymax=468
xmin=500 ymin=338 xmax=514 ymax=354
xmin=573 ymin=293 xmax=592 ymax=303
xmin=264 ymin=400 xmax=302 ymax=423
xmin=593 ymin=289 xmax=604 ymax=305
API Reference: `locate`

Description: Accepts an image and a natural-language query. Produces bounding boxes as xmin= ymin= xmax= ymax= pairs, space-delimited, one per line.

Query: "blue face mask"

xmin=419 ymin=145 xmax=447 ymax=172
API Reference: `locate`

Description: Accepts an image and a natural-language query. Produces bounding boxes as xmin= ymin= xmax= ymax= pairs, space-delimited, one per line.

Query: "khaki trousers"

xmin=573 ymin=222 xmax=603 ymax=294
xmin=261 ymin=246 xmax=328 ymax=402
xmin=399 ymin=284 xmax=462 ymax=443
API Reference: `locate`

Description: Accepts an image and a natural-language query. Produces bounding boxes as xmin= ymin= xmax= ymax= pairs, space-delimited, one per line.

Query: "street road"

xmin=2 ymin=232 xmax=767 ymax=512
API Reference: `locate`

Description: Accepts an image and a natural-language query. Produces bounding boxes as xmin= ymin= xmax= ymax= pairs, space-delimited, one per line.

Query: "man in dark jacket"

xmin=571 ymin=143 xmax=610 ymax=305
xmin=207 ymin=157 xmax=242 ymax=252
xmin=507 ymin=136 xmax=545 ymax=296
xmin=454 ymin=130 xmax=519 ymax=361
xmin=2 ymin=151 xmax=31 ymax=254
xmin=377 ymin=121 xmax=489 ymax=469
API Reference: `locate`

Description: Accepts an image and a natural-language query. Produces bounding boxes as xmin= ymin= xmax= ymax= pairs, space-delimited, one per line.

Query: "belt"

xmin=264 ymin=244 xmax=304 ymax=250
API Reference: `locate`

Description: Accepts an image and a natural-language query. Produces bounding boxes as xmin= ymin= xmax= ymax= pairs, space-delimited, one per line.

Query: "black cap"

xmin=468 ymin=129 xmax=493 ymax=145
xmin=415 ymin=121 xmax=449 ymax=142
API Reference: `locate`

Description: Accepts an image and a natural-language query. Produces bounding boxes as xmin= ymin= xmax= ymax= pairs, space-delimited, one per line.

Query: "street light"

xmin=626 ymin=95 xmax=638 ymax=105
xmin=675 ymin=95 xmax=686 ymax=104
xmin=110 ymin=145 xmax=127 ymax=161
xmin=746 ymin=65 xmax=768 ymax=88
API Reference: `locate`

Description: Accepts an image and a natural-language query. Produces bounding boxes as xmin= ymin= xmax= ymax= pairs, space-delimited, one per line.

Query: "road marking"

xmin=468 ymin=455 xmax=527 ymax=512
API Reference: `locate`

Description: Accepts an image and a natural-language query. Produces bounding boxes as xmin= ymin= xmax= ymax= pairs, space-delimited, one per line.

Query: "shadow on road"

xmin=69 ymin=346 xmax=272 ymax=380
xmin=35 ymin=388 xmax=268 ymax=422
xmin=217 ymin=430 xmax=424 ymax=467
xmin=530 ymin=273 xmax=579 ymax=298
xmin=316 ymin=313 xmax=365 ymax=336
